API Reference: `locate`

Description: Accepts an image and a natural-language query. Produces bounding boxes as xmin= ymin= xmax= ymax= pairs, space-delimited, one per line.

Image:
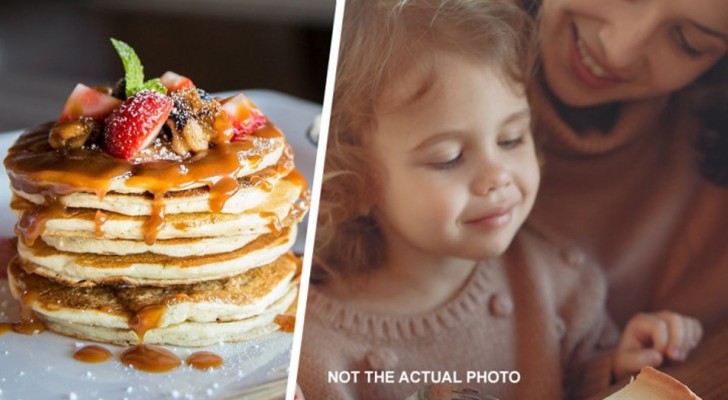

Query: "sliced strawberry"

xmin=59 ymin=83 xmax=122 ymax=123
xmin=221 ymin=93 xmax=267 ymax=140
xmin=104 ymin=91 xmax=173 ymax=160
xmin=160 ymin=71 xmax=196 ymax=91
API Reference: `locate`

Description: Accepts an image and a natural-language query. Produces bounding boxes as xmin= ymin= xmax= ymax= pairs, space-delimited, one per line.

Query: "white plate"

xmin=0 ymin=90 xmax=320 ymax=399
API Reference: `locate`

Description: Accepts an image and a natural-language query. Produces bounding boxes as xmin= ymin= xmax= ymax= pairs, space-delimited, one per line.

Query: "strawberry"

xmin=59 ymin=83 xmax=122 ymax=123
xmin=104 ymin=90 xmax=173 ymax=160
xmin=160 ymin=71 xmax=196 ymax=91
xmin=221 ymin=93 xmax=267 ymax=140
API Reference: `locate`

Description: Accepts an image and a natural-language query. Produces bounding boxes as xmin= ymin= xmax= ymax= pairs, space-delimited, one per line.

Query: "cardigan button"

xmin=365 ymin=348 xmax=398 ymax=371
xmin=489 ymin=293 xmax=513 ymax=317
xmin=560 ymin=248 xmax=586 ymax=267
xmin=554 ymin=318 xmax=566 ymax=339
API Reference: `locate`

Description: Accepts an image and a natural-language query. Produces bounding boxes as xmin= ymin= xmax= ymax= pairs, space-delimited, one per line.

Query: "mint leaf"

xmin=110 ymin=38 xmax=144 ymax=97
xmin=141 ymin=78 xmax=167 ymax=95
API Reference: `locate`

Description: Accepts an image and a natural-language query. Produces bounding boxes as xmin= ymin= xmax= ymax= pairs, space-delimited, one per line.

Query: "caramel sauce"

xmin=93 ymin=210 xmax=107 ymax=238
xmin=0 ymin=323 xmax=12 ymax=335
xmin=248 ymin=155 xmax=262 ymax=169
xmin=15 ymin=199 xmax=65 ymax=246
xmin=253 ymin=124 xmax=284 ymax=139
xmin=173 ymin=222 xmax=192 ymax=231
xmin=186 ymin=351 xmax=223 ymax=370
xmin=121 ymin=304 xmax=181 ymax=372
xmin=4 ymin=123 xmax=285 ymax=245
xmin=143 ymin=195 xmax=165 ymax=245
xmin=250 ymin=175 xmax=274 ymax=193
xmin=208 ymin=176 xmax=240 ymax=213
xmin=73 ymin=345 xmax=112 ymax=363
xmin=121 ymin=344 xmax=181 ymax=373
xmin=260 ymin=211 xmax=282 ymax=235
xmin=274 ymin=314 xmax=296 ymax=333
xmin=12 ymin=289 xmax=45 ymax=335
xmin=129 ymin=305 xmax=166 ymax=342
xmin=284 ymin=169 xmax=308 ymax=191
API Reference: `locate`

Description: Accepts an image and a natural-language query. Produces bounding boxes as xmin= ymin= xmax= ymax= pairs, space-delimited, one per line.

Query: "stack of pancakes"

xmin=4 ymin=114 xmax=308 ymax=346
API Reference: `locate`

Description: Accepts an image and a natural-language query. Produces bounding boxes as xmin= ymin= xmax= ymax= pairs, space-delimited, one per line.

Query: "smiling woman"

xmin=520 ymin=0 xmax=728 ymax=335
xmin=537 ymin=0 xmax=728 ymax=106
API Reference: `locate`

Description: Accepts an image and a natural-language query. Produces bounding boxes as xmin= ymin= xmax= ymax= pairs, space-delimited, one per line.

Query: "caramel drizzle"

xmin=5 ymin=122 xmax=287 ymax=245
xmin=186 ymin=352 xmax=223 ymax=370
xmin=12 ymin=289 xmax=45 ymax=335
xmin=260 ymin=211 xmax=283 ymax=235
xmin=121 ymin=304 xmax=182 ymax=373
xmin=73 ymin=345 xmax=112 ymax=363
xmin=15 ymin=198 xmax=65 ymax=246
xmin=129 ymin=305 xmax=167 ymax=342
xmin=120 ymin=344 xmax=181 ymax=373
xmin=273 ymin=314 xmax=296 ymax=333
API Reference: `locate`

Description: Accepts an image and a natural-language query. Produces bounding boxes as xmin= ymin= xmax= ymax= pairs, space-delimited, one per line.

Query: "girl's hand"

xmin=613 ymin=311 xmax=702 ymax=381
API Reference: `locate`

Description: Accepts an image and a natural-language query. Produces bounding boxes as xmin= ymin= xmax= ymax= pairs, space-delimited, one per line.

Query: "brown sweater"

xmin=528 ymin=85 xmax=728 ymax=333
xmin=298 ymin=228 xmax=618 ymax=400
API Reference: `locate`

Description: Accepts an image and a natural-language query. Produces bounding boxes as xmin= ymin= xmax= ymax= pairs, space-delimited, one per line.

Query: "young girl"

xmin=298 ymin=0 xmax=702 ymax=399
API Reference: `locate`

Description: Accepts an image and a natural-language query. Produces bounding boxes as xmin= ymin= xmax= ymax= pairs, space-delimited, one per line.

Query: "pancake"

xmin=41 ymin=233 xmax=262 ymax=257
xmin=8 ymin=254 xmax=300 ymax=346
xmin=17 ymin=226 xmax=297 ymax=286
xmin=11 ymin=173 xmax=307 ymax=240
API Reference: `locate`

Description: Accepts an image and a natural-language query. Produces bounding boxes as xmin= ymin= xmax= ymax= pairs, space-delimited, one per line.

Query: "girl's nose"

xmin=598 ymin=4 xmax=659 ymax=71
xmin=472 ymin=163 xmax=511 ymax=196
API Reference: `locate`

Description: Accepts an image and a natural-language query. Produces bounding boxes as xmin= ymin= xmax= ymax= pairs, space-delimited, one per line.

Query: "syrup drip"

xmin=260 ymin=211 xmax=283 ymax=235
xmin=15 ymin=198 xmax=65 ymax=246
xmin=248 ymin=155 xmax=263 ymax=169
xmin=121 ymin=304 xmax=182 ymax=372
xmin=13 ymin=290 xmax=45 ymax=335
xmin=143 ymin=195 xmax=165 ymax=245
xmin=120 ymin=344 xmax=181 ymax=373
xmin=129 ymin=305 xmax=166 ymax=342
xmin=208 ymin=176 xmax=240 ymax=213
xmin=94 ymin=210 xmax=107 ymax=238
xmin=186 ymin=352 xmax=223 ymax=370
xmin=284 ymin=169 xmax=308 ymax=191
xmin=0 ymin=323 xmax=12 ymax=335
xmin=274 ymin=314 xmax=296 ymax=333
xmin=73 ymin=345 xmax=112 ymax=363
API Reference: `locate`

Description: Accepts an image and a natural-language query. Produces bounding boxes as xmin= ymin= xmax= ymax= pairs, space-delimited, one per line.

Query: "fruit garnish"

xmin=220 ymin=94 xmax=267 ymax=140
xmin=160 ymin=71 xmax=196 ymax=92
xmin=59 ymin=84 xmax=122 ymax=123
xmin=110 ymin=38 xmax=167 ymax=97
xmin=104 ymin=91 xmax=173 ymax=160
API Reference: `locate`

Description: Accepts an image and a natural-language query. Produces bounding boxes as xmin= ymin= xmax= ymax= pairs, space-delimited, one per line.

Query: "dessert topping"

xmin=58 ymin=83 xmax=122 ymax=123
xmin=160 ymin=71 xmax=196 ymax=91
xmin=49 ymin=118 xmax=99 ymax=150
xmin=221 ymin=93 xmax=268 ymax=140
xmin=110 ymin=38 xmax=167 ymax=97
xmin=104 ymin=91 xmax=173 ymax=160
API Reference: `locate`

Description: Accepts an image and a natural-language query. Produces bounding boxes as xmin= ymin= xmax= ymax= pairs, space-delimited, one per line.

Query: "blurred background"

xmin=0 ymin=0 xmax=335 ymax=132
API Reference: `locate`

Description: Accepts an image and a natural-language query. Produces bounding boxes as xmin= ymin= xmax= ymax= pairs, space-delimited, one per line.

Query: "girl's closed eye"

xmin=672 ymin=26 xmax=705 ymax=58
xmin=430 ymin=153 xmax=463 ymax=170
xmin=498 ymin=131 xmax=528 ymax=150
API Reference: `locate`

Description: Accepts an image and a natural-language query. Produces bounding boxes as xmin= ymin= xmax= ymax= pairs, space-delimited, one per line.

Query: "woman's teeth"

xmin=576 ymin=38 xmax=608 ymax=78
